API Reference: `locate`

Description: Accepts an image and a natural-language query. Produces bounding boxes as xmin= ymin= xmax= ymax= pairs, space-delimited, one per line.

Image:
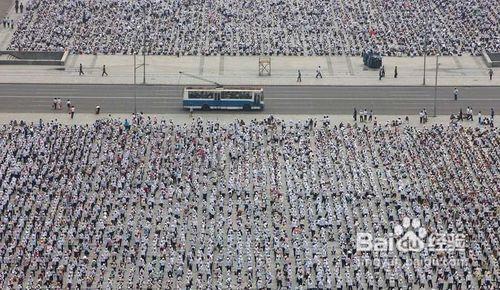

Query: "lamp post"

xmin=423 ymin=41 xmax=427 ymax=85
xmin=133 ymin=5 xmax=149 ymax=114
xmin=134 ymin=54 xmax=137 ymax=115
xmin=142 ymin=11 xmax=146 ymax=85
xmin=433 ymin=54 xmax=439 ymax=117
xmin=423 ymin=11 xmax=428 ymax=86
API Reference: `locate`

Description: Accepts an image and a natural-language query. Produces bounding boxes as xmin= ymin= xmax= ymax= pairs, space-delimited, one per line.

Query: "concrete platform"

xmin=0 ymin=54 xmax=497 ymax=86
xmin=0 ymin=0 xmax=14 ymax=19
xmin=0 ymin=0 xmax=19 ymax=50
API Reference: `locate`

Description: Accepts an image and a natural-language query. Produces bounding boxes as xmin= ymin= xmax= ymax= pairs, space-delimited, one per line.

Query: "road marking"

xmin=345 ymin=55 xmax=354 ymax=75
xmin=268 ymin=97 xmax=500 ymax=101
xmin=3 ymin=95 xmax=497 ymax=101
xmin=389 ymin=94 xmax=430 ymax=97
xmin=30 ymin=99 xmax=180 ymax=103
xmin=472 ymin=57 xmax=487 ymax=70
xmin=326 ymin=55 xmax=334 ymax=75
xmin=452 ymin=56 xmax=465 ymax=76
xmin=0 ymin=95 xmax=181 ymax=99
xmin=219 ymin=55 xmax=224 ymax=76
xmin=199 ymin=55 xmax=205 ymax=75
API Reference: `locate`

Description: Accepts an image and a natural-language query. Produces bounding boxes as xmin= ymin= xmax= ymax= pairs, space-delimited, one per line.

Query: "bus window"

xmin=222 ymin=91 xmax=252 ymax=99
xmin=188 ymin=91 xmax=201 ymax=99
xmin=188 ymin=91 xmax=216 ymax=99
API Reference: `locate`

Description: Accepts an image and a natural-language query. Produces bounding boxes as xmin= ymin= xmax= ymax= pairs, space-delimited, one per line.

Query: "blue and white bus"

xmin=182 ymin=87 xmax=264 ymax=110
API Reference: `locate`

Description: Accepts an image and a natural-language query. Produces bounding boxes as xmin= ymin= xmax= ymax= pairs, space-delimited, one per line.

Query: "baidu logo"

xmin=393 ymin=217 xmax=427 ymax=252
xmin=357 ymin=216 xmax=465 ymax=253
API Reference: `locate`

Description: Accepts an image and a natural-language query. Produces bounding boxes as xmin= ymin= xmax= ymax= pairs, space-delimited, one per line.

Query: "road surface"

xmin=0 ymin=84 xmax=498 ymax=115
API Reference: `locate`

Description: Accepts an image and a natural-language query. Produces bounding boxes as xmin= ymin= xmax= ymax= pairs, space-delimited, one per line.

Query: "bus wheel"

xmin=202 ymin=104 xmax=210 ymax=111
xmin=243 ymin=104 xmax=251 ymax=111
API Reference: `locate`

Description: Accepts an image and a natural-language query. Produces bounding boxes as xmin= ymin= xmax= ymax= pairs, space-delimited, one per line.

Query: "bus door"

xmin=254 ymin=91 xmax=263 ymax=107
xmin=214 ymin=91 xmax=221 ymax=109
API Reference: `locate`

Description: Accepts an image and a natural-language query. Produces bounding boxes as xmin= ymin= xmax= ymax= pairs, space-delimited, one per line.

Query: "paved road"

xmin=0 ymin=84 xmax=498 ymax=115
xmin=0 ymin=0 xmax=13 ymax=19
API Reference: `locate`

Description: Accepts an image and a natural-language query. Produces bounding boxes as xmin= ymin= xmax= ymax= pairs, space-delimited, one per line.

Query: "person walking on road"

xmin=57 ymin=98 xmax=62 ymax=110
xmin=491 ymin=108 xmax=495 ymax=120
xmin=453 ymin=88 xmax=459 ymax=101
xmin=66 ymin=99 xmax=71 ymax=111
xmin=53 ymin=98 xmax=57 ymax=110
xmin=297 ymin=70 xmax=302 ymax=82
xmin=489 ymin=69 xmax=494 ymax=80
xmin=95 ymin=105 xmax=101 ymax=114
xmin=70 ymin=106 xmax=75 ymax=119
xmin=353 ymin=108 xmax=357 ymax=121
xmin=79 ymin=63 xmax=84 ymax=76
xmin=394 ymin=66 xmax=398 ymax=78
xmin=315 ymin=66 xmax=323 ymax=79
xmin=102 ymin=65 xmax=108 ymax=77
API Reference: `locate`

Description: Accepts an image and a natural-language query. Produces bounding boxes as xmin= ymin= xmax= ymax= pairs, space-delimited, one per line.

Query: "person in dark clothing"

xmin=15 ymin=0 xmax=19 ymax=13
xmin=20 ymin=2 xmax=24 ymax=13
xmin=394 ymin=66 xmax=398 ymax=78
xmin=102 ymin=65 xmax=108 ymax=76
xmin=297 ymin=69 xmax=301 ymax=82
xmin=489 ymin=69 xmax=494 ymax=80
xmin=353 ymin=108 xmax=357 ymax=121
xmin=315 ymin=66 xmax=322 ymax=78
xmin=79 ymin=63 xmax=84 ymax=76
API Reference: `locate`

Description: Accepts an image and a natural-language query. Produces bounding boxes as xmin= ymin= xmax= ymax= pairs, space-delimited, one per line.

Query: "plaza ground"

xmin=0 ymin=54 xmax=497 ymax=87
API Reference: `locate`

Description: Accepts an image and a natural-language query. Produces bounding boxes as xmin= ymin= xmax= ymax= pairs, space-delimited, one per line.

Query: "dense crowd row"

xmin=0 ymin=115 xmax=498 ymax=289
xmin=7 ymin=0 xmax=500 ymax=56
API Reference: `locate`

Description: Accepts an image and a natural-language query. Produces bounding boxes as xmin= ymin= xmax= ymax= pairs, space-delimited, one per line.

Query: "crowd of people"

xmin=0 ymin=115 xmax=498 ymax=289
xmin=7 ymin=0 xmax=500 ymax=56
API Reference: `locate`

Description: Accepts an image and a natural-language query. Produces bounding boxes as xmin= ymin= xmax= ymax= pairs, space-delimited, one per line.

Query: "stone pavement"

xmin=0 ymin=54 xmax=498 ymax=86
xmin=1 ymin=112 xmax=497 ymax=128
xmin=0 ymin=0 xmax=14 ymax=18
xmin=0 ymin=0 xmax=19 ymax=50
